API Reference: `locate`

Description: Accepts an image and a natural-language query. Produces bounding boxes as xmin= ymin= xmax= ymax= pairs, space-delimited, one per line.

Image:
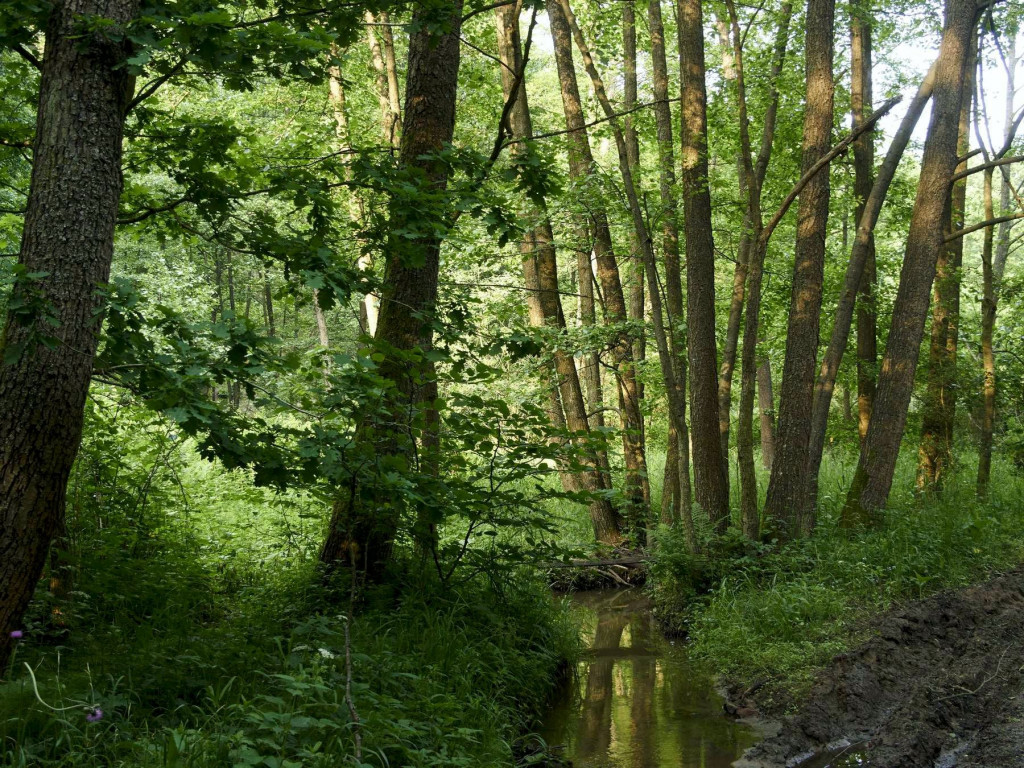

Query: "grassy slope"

xmin=1 ymin=447 xmax=576 ymax=768
xmin=650 ymin=449 xmax=1024 ymax=711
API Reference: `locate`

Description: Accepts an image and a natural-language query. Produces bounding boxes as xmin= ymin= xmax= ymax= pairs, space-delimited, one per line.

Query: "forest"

xmin=2 ymin=0 xmax=1024 ymax=765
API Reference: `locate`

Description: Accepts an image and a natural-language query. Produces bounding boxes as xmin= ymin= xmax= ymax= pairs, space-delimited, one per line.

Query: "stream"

xmin=539 ymin=588 xmax=759 ymax=768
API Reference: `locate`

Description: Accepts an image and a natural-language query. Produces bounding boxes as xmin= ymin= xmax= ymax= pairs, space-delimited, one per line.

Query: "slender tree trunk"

xmin=547 ymin=0 xmax=650 ymax=523
xmin=978 ymin=36 xmax=1015 ymax=496
xmin=724 ymin=0 xmax=793 ymax=529
xmin=762 ymin=0 xmax=835 ymax=539
xmin=917 ymin=46 xmax=973 ymax=492
xmin=843 ymin=0 xmax=976 ymax=521
xmin=678 ymin=0 xmax=729 ymax=531
xmin=494 ymin=2 xmax=622 ymax=543
xmin=852 ymin=7 xmax=878 ymax=445
xmin=320 ymin=1 xmax=464 ymax=575
xmin=579 ymin=246 xmax=611 ymax=477
xmin=757 ymin=355 xmax=776 ymax=470
xmin=0 ymin=0 xmax=138 ymax=674
xmin=263 ymin=271 xmax=276 ymax=336
xmin=623 ymin=1 xmax=646 ymax=419
xmin=560 ymin=0 xmax=689 ymax=545
xmin=365 ymin=9 xmax=402 ymax=149
xmin=649 ymin=0 xmax=695 ymax=540
xmin=806 ymin=63 xmax=938 ymax=514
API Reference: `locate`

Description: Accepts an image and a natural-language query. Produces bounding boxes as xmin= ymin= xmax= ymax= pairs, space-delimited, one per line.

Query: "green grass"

xmin=650 ymin=448 xmax=1024 ymax=705
xmin=2 ymin=427 xmax=577 ymax=768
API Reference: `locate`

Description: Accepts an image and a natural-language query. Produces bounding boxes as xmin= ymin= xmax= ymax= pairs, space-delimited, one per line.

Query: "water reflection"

xmin=541 ymin=589 xmax=757 ymax=768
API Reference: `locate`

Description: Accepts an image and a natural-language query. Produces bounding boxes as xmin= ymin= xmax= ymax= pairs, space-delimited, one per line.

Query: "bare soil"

xmin=734 ymin=567 xmax=1024 ymax=768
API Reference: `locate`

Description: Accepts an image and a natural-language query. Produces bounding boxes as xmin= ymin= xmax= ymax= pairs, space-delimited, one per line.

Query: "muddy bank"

xmin=735 ymin=567 xmax=1024 ymax=768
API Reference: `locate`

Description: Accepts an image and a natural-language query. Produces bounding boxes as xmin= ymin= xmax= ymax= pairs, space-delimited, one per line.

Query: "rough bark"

xmin=852 ymin=7 xmax=878 ymax=445
xmin=678 ymin=0 xmax=729 ymax=531
xmin=623 ymin=0 xmax=646 ymax=417
xmin=320 ymin=1 xmax=464 ymax=574
xmin=917 ymin=44 xmax=973 ymax=492
xmin=806 ymin=63 xmax=938 ymax=514
xmin=494 ymin=2 xmax=622 ymax=543
xmin=559 ymin=0 xmax=688 ymax=545
xmin=722 ymin=0 xmax=792 ymax=517
xmin=0 ymin=0 xmax=138 ymax=674
xmin=649 ymin=0 xmax=695 ymax=539
xmin=763 ymin=0 xmax=836 ymax=538
xmin=547 ymin=0 xmax=650 ymax=520
xmin=843 ymin=0 xmax=976 ymax=521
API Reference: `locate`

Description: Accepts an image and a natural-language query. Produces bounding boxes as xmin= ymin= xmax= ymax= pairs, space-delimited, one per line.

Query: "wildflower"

xmin=9 ymin=630 xmax=22 ymax=639
xmin=86 ymin=708 xmax=104 ymax=723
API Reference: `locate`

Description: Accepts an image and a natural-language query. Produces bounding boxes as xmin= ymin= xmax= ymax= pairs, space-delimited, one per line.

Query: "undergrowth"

xmin=649 ymin=449 xmax=1024 ymax=707
xmin=0 ymin=402 xmax=577 ymax=768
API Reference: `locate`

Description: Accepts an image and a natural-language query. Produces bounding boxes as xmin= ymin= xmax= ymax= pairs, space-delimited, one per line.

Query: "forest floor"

xmin=731 ymin=566 xmax=1024 ymax=768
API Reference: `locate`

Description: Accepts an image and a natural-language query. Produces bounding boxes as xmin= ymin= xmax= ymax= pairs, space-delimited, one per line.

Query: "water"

xmin=539 ymin=588 xmax=759 ymax=768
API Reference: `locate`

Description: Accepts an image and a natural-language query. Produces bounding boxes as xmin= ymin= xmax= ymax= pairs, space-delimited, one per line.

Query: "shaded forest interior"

xmin=3 ymin=0 xmax=1024 ymax=765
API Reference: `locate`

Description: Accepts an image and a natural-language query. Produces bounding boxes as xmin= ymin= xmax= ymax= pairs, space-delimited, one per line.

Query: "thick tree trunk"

xmin=843 ymin=0 xmax=976 ymax=521
xmin=763 ymin=0 xmax=835 ymax=538
xmin=320 ymin=1 xmax=464 ymax=575
xmin=494 ymin=3 xmax=622 ymax=544
xmin=547 ymin=0 xmax=650 ymax=522
xmin=0 ymin=0 xmax=138 ymax=674
xmin=649 ymin=0 xmax=695 ymax=539
xmin=852 ymin=8 xmax=878 ymax=445
xmin=917 ymin=56 xmax=972 ymax=492
xmin=678 ymin=0 xmax=729 ymax=531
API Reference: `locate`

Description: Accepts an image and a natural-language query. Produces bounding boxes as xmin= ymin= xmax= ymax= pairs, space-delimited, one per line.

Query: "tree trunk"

xmin=649 ymin=0 xmax=695 ymax=540
xmin=264 ymin=271 xmax=276 ymax=336
xmin=623 ymin=0 xmax=646 ymax=421
xmin=762 ymin=0 xmax=835 ymax=539
xmin=979 ymin=36 xmax=1017 ymax=496
xmin=560 ymin=0 xmax=689 ymax=545
xmin=843 ymin=0 xmax=976 ymax=521
xmin=852 ymin=7 xmax=878 ymax=445
xmin=0 ymin=0 xmax=138 ymax=674
xmin=723 ymin=0 xmax=793 ymax=528
xmin=806 ymin=62 xmax=938 ymax=514
xmin=365 ymin=9 xmax=402 ymax=149
xmin=917 ymin=46 xmax=973 ymax=492
xmin=678 ymin=0 xmax=729 ymax=532
xmin=320 ymin=1 xmax=464 ymax=575
xmin=757 ymin=354 xmax=776 ymax=470
xmin=547 ymin=0 xmax=650 ymax=522
xmin=494 ymin=2 xmax=622 ymax=544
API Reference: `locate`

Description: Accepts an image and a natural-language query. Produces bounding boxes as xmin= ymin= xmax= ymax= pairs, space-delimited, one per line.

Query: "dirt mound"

xmin=736 ymin=568 xmax=1024 ymax=768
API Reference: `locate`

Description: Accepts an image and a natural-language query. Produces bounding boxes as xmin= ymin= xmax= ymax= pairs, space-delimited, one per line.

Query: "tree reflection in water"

xmin=540 ymin=589 xmax=757 ymax=768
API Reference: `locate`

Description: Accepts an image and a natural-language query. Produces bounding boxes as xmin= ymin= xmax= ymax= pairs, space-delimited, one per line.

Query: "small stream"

xmin=539 ymin=588 xmax=759 ymax=768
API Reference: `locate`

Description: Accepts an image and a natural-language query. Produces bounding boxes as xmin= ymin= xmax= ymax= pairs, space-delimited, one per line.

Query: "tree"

xmin=0 ymin=0 xmax=140 ymax=675
xmin=494 ymin=1 xmax=622 ymax=544
xmin=762 ymin=0 xmax=836 ymax=539
xmin=547 ymin=0 xmax=650 ymax=525
xmin=679 ymin=0 xmax=729 ymax=531
xmin=320 ymin=1 xmax=465 ymax=574
xmin=843 ymin=0 xmax=978 ymax=521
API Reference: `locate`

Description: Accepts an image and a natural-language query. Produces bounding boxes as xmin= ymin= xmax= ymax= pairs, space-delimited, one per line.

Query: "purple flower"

xmin=86 ymin=708 xmax=104 ymax=723
xmin=9 ymin=630 xmax=22 ymax=639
